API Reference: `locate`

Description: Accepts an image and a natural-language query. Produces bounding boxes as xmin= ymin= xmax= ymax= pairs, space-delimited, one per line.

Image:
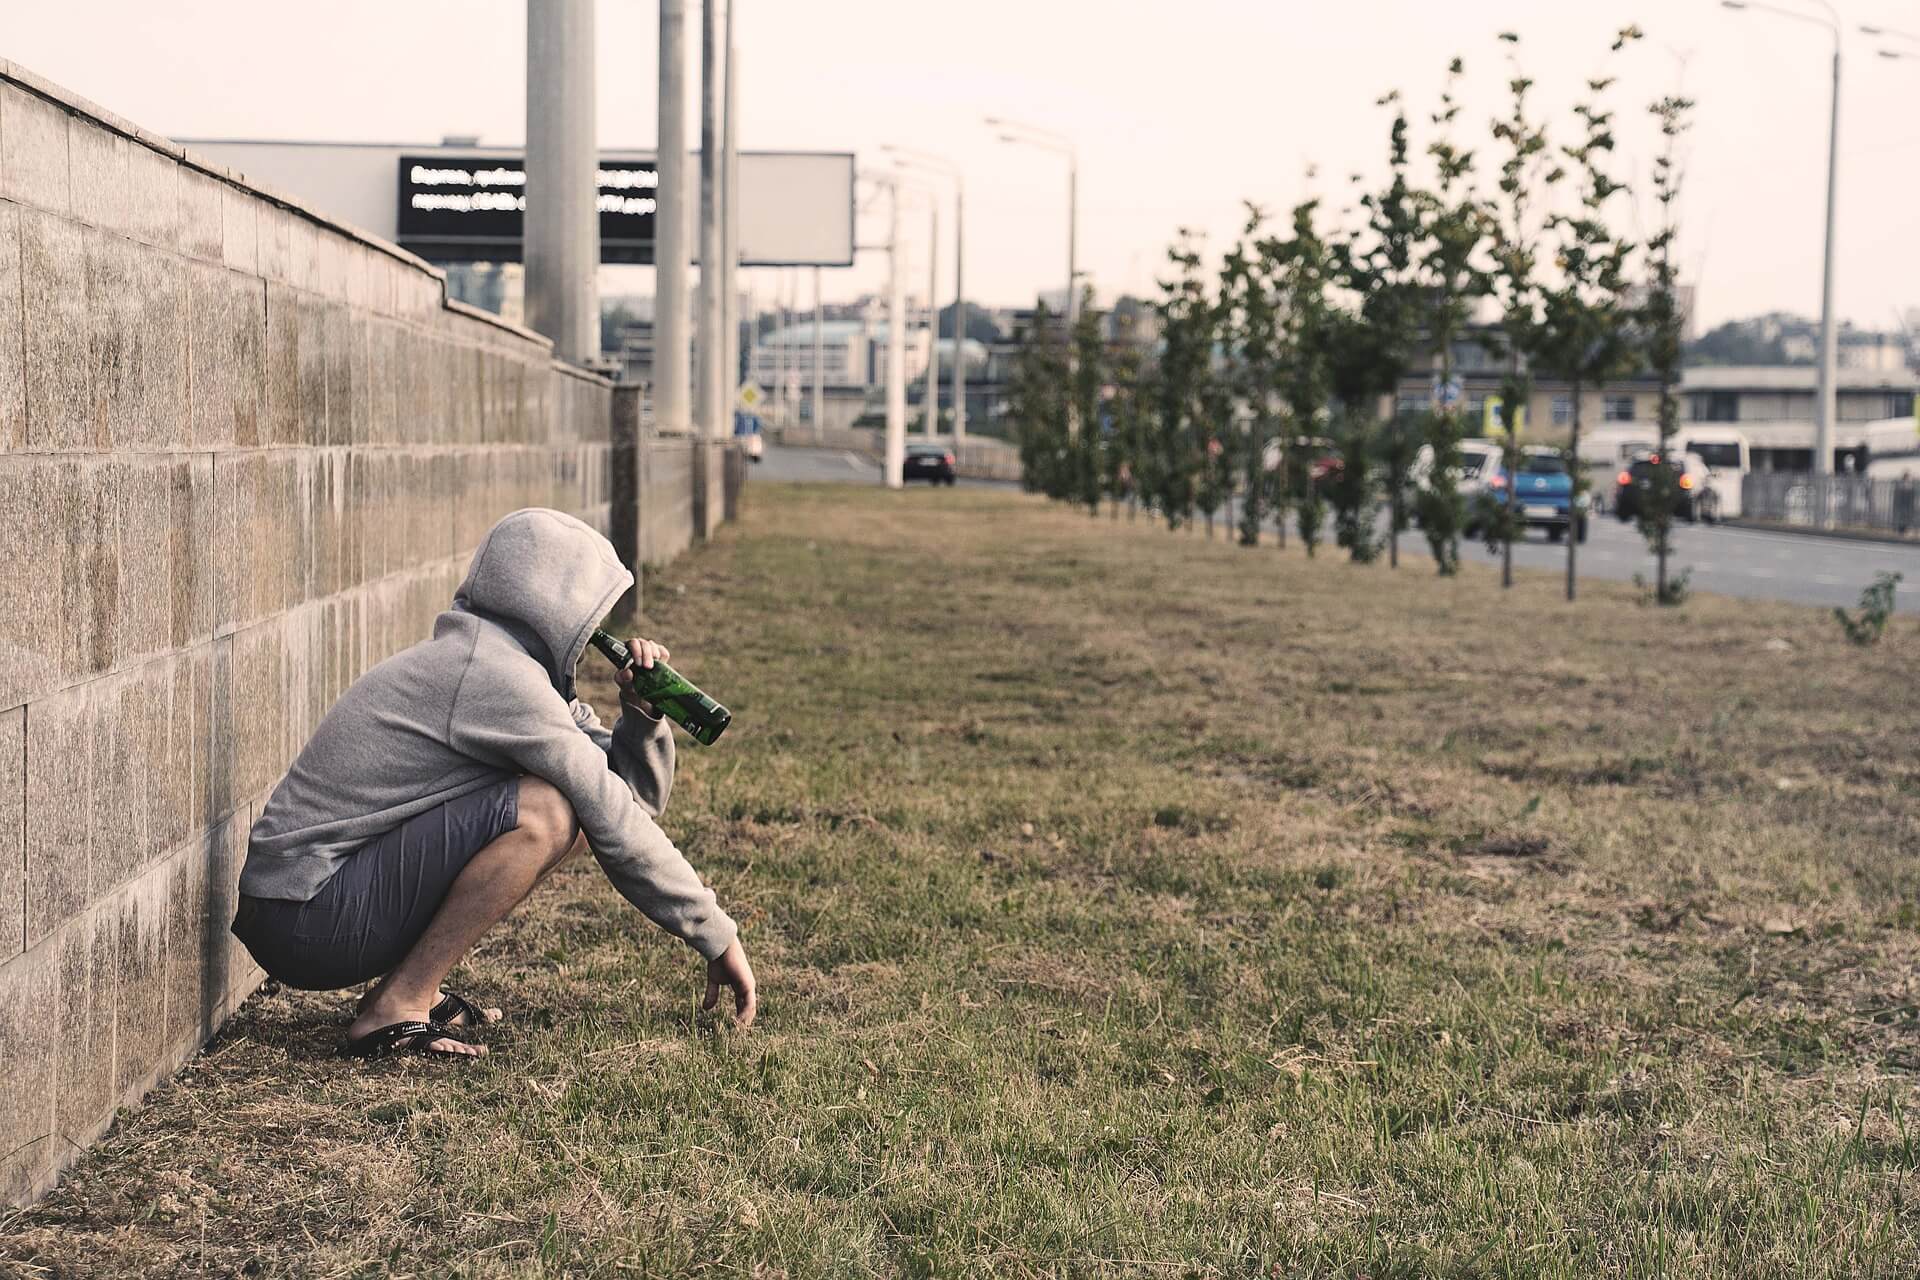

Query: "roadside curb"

xmin=1722 ymin=518 xmax=1920 ymax=549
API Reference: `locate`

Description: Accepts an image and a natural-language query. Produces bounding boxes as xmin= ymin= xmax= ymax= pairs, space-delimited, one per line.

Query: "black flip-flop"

xmin=430 ymin=990 xmax=493 ymax=1029
xmin=341 ymin=1019 xmax=476 ymax=1059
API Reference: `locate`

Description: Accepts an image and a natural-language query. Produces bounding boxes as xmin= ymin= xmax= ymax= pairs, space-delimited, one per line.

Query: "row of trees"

xmin=1010 ymin=30 xmax=1695 ymax=604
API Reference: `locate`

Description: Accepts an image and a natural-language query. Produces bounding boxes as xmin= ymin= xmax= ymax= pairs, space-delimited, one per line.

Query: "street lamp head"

xmin=1722 ymin=1 xmax=1749 ymax=9
xmin=1860 ymin=24 xmax=1883 ymax=34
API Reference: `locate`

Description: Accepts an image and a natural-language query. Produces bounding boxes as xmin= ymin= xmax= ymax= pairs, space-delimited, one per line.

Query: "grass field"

xmin=6 ymin=482 xmax=1920 ymax=1278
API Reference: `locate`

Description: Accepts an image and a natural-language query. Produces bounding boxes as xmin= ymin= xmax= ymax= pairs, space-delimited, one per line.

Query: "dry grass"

xmin=4 ymin=482 xmax=1919 ymax=1278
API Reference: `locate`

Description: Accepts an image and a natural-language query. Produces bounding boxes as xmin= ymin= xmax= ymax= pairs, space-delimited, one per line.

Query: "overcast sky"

xmin=4 ymin=1 xmax=1916 ymax=330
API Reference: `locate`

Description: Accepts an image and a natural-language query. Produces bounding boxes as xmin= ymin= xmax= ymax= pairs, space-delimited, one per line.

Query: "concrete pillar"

xmin=721 ymin=14 xmax=741 ymax=434
xmin=524 ymin=0 xmax=599 ymax=365
xmin=653 ymin=0 xmax=692 ymax=433
xmin=696 ymin=0 xmax=725 ymax=437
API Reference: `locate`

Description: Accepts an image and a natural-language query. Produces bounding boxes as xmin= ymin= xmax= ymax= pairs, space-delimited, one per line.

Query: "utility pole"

xmin=882 ymin=146 xmax=968 ymax=445
xmin=654 ymin=0 xmax=692 ymax=433
xmin=696 ymin=0 xmax=724 ymax=437
xmin=885 ymin=179 xmax=906 ymax=487
xmin=524 ymin=0 xmax=598 ymax=364
xmin=985 ymin=118 xmax=1078 ymax=321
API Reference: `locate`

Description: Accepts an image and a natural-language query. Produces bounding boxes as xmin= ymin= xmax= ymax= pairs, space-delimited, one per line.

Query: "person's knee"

xmin=515 ymin=776 xmax=579 ymax=862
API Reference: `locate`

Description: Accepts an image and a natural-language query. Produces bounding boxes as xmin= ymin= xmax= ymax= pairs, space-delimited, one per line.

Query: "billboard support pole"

xmin=812 ymin=266 xmax=824 ymax=440
xmin=654 ymin=0 xmax=692 ymax=433
xmin=923 ymin=200 xmax=939 ymax=436
xmin=722 ymin=6 xmax=741 ymax=434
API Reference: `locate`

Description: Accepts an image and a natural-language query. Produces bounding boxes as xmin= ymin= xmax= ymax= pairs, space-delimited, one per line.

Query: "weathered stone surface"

xmin=189 ymin=263 xmax=263 ymax=449
xmin=19 ymin=207 xmax=92 ymax=449
xmin=112 ymin=863 xmax=166 ymax=1097
xmin=229 ymin=450 xmax=293 ymax=624
xmin=0 ymin=944 xmax=57 ymax=1203
xmin=0 ymin=707 xmax=22 ymax=957
xmin=66 ymin=115 xmax=127 ymax=233
xmin=295 ymin=289 xmax=325 ymax=446
xmin=0 ymin=203 xmax=21 ymax=451
xmin=113 ymin=457 xmax=172 ymax=672
xmin=228 ymin=619 xmax=285 ymax=803
xmin=125 ymin=143 xmax=180 ymax=250
xmin=135 ymin=246 xmax=189 ymax=450
xmin=205 ymin=635 xmax=234 ymax=824
xmin=216 ymin=808 xmax=253 ymax=1002
xmin=56 ymin=459 xmax=120 ymax=682
xmin=158 ymin=653 xmax=193 ymax=855
xmin=219 ymin=182 xmax=256 ymax=274
xmin=25 ymin=681 xmax=91 ymax=947
xmin=88 ymin=671 xmax=145 ymax=896
xmin=324 ymin=300 xmax=350 ymax=447
xmin=161 ymin=836 xmax=208 ymax=1055
xmin=0 ymin=82 xmax=71 ymax=215
xmin=0 ymin=457 xmax=61 ymax=709
xmin=176 ymin=166 xmax=223 ymax=262
xmin=167 ymin=452 xmax=225 ymax=647
xmin=85 ymin=227 xmax=141 ymax=448
xmin=256 ymin=204 xmax=292 ymax=283
xmin=52 ymin=907 xmax=115 ymax=1150
xmin=262 ymin=281 xmax=298 ymax=445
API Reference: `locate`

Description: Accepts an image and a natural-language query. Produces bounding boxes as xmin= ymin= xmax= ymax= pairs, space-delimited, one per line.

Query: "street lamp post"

xmin=1723 ymin=0 xmax=1842 ymax=491
xmin=882 ymin=145 xmax=968 ymax=445
xmin=986 ymin=118 xmax=1077 ymax=325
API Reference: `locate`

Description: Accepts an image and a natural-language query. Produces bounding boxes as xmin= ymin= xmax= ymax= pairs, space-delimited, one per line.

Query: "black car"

xmin=1613 ymin=451 xmax=1700 ymax=523
xmin=903 ymin=444 xmax=957 ymax=485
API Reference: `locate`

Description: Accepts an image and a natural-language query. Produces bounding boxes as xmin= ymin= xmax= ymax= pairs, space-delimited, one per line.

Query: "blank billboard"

xmin=736 ymin=152 xmax=855 ymax=267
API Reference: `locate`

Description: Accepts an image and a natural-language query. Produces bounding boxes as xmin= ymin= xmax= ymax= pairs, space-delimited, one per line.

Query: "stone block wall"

xmin=0 ymin=63 xmax=629 ymax=1205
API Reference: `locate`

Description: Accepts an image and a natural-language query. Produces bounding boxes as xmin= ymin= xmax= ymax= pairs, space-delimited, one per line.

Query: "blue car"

xmin=1476 ymin=448 xmax=1588 ymax=543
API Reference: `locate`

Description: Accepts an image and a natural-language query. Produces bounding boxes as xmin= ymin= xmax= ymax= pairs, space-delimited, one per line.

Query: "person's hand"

xmin=703 ymin=939 xmax=757 ymax=1026
xmin=614 ymin=636 xmax=670 ymax=714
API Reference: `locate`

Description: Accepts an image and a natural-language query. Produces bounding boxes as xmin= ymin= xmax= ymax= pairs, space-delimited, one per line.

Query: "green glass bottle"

xmin=588 ymin=630 xmax=733 ymax=746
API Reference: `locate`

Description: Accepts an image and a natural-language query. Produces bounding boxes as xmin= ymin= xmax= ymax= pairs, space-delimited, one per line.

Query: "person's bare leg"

xmin=348 ymin=777 xmax=584 ymax=1055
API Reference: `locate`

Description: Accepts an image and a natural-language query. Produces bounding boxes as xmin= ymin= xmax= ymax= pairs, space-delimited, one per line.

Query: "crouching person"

xmin=233 ymin=508 xmax=756 ymax=1059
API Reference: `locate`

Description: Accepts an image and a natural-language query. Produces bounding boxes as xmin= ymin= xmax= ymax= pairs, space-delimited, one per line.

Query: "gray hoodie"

xmin=242 ymin=508 xmax=738 ymax=960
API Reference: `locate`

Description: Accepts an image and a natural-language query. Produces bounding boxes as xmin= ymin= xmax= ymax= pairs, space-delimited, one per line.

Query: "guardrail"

xmin=1742 ymin=472 xmax=1920 ymax=539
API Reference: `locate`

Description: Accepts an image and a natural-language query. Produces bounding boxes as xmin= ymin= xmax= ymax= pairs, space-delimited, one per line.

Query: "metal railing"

xmin=1742 ymin=471 xmax=1920 ymax=537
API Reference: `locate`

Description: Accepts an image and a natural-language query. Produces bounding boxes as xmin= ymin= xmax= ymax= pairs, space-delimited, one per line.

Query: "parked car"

xmin=1410 ymin=438 xmax=1503 ymax=521
xmin=904 ymin=443 xmax=957 ymax=485
xmin=1614 ymin=449 xmax=1710 ymax=523
xmin=1469 ymin=447 xmax=1587 ymax=542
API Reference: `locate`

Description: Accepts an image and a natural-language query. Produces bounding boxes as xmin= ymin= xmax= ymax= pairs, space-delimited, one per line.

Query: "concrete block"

xmin=167 ymin=453 xmax=226 ymax=647
xmin=295 ymin=290 xmax=325 ymax=445
xmin=25 ymin=679 xmax=89 ymax=948
xmin=176 ymin=166 xmax=222 ymax=262
xmin=0 ymin=944 xmax=58 ymax=1203
xmin=19 ymin=207 xmax=93 ymax=449
xmin=256 ymin=203 xmax=292 ymax=283
xmin=112 ymin=863 xmax=166 ymax=1097
xmin=220 ymin=183 xmax=257 ymax=274
xmin=88 ymin=672 xmax=144 ymax=896
xmin=367 ymin=319 xmax=397 ymax=444
xmin=56 ymin=459 xmax=120 ymax=682
xmin=158 ymin=653 xmax=193 ymax=854
xmin=346 ymin=314 xmax=369 ymax=445
xmin=52 ymin=907 xmax=115 ymax=1150
xmin=0 ymin=458 xmax=61 ymax=710
xmin=202 ymin=637 xmax=236 ymax=826
xmin=0 ymin=82 xmax=71 ymax=215
xmin=310 ymin=227 xmax=348 ymax=302
xmin=67 ymin=114 xmax=128 ymax=233
xmin=186 ymin=261 xmax=233 ymax=448
xmin=229 ymin=620 xmax=284 ymax=802
xmin=126 ymin=142 xmax=180 ymax=250
xmin=0 ymin=203 xmax=21 ymax=452
xmin=230 ymin=273 xmax=264 ymax=447
xmin=323 ymin=301 xmax=350 ymax=446
xmin=86 ymin=229 xmax=142 ymax=451
xmin=220 ymin=808 xmax=255 ymax=1001
xmin=161 ymin=837 xmax=209 ymax=1055
xmin=229 ymin=451 xmax=291 ymax=624
xmin=113 ymin=457 xmax=171 ymax=671
xmin=136 ymin=246 xmax=189 ymax=450
xmin=288 ymin=216 xmax=318 ymax=292
xmin=262 ymin=281 xmax=299 ymax=445
xmin=0 ymin=707 xmax=21 ymax=957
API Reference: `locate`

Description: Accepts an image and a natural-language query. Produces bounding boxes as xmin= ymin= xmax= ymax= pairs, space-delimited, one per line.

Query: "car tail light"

xmin=1678 ymin=474 xmax=1694 ymax=490
xmin=1617 ymin=470 xmax=1631 ymax=486
xmin=944 ymin=453 xmax=955 ymax=465
xmin=1490 ymin=474 xmax=1507 ymax=489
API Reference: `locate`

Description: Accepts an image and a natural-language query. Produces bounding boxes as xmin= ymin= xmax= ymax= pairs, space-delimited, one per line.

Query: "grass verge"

xmin=5 ymin=482 xmax=1919 ymax=1277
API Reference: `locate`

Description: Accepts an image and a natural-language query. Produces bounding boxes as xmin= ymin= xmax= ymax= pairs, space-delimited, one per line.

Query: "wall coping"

xmin=0 ymin=58 xmax=568 ymax=363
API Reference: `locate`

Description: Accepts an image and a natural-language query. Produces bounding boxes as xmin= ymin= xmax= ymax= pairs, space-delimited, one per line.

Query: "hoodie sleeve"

xmin=570 ymin=699 xmax=677 ymax=819
xmin=453 ymin=669 xmax=736 ymax=959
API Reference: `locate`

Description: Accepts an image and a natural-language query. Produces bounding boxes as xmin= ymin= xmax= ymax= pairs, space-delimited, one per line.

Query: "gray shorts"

xmin=232 ymin=776 xmax=522 ymax=991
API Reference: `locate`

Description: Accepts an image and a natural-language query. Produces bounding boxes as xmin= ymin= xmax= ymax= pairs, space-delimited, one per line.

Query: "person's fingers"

xmin=735 ymin=978 xmax=757 ymax=1026
xmin=628 ymin=636 xmax=654 ymax=669
xmin=703 ymin=974 xmax=719 ymax=1011
xmin=657 ymin=644 xmax=670 ymax=661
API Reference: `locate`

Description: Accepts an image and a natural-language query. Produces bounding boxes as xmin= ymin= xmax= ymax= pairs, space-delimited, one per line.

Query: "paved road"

xmin=757 ymin=445 xmax=1920 ymax=613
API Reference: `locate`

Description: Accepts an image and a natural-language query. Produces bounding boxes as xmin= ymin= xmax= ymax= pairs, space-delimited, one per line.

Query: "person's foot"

xmin=346 ymin=995 xmax=486 ymax=1058
xmin=357 ymin=984 xmax=502 ymax=1029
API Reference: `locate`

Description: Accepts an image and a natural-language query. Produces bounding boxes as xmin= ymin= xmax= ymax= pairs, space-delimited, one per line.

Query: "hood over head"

xmin=452 ymin=508 xmax=634 ymax=697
